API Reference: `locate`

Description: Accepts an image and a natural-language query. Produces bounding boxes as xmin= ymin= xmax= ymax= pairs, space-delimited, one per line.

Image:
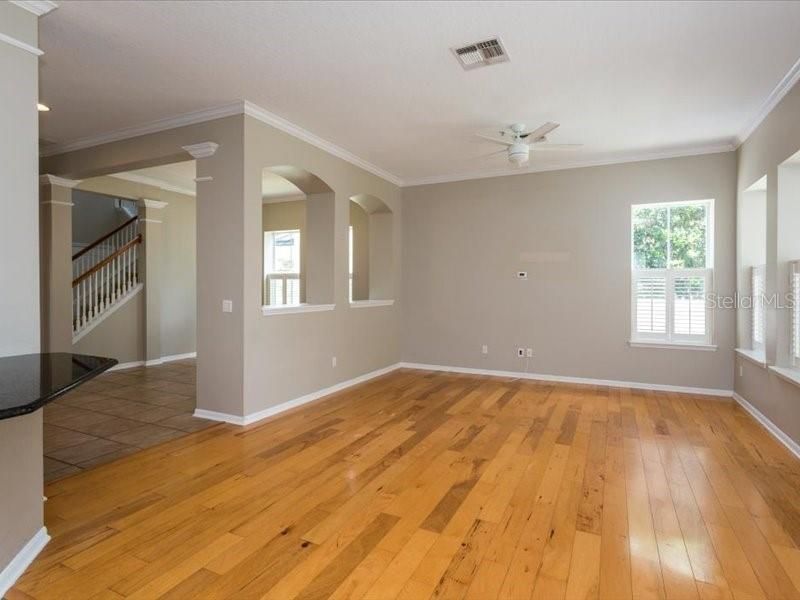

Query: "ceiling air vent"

xmin=452 ymin=37 xmax=509 ymax=70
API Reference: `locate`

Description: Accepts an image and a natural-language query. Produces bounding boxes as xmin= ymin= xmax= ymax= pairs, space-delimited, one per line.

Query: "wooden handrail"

xmin=72 ymin=234 xmax=141 ymax=286
xmin=72 ymin=216 xmax=138 ymax=261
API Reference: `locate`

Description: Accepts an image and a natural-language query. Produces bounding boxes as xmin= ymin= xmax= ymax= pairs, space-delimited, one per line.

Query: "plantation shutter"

xmin=752 ymin=265 xmax=766 ymax=349
xmin=672 ymin=271 xmax=709 ymax=339
xmin=633 ymin=272 xmax=667 ymax=335
xmin=792 ymin=261 xmax=800 ymax=363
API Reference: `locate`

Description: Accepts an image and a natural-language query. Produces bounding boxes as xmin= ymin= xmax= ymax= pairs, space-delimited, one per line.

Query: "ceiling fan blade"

xmin=531 ymin=143 xmax=583 ymax=150
xmin=475 ymin=131 xmax=514 ymax=147
xmin=521 ymin=122 xmax=560 ymax=143
xmin=476 ymin=148 xmax=508 ymax=158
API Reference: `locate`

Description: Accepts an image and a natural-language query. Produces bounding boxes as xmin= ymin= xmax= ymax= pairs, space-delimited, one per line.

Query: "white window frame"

xmin=264 ymin=229 xmax=301 ymax=307
xmin=791 ymin=260 xmax=800 ymax=367
xmin=751 ymin=264 xmax=766 ymax=353
xmin=348 ymin=225 xmax=354 ymax=302
xmin=630 ymin=199 xmax=714 ymax=348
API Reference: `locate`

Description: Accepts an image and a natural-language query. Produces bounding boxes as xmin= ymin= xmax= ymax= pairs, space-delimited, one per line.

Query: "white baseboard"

xmin=195 ymin=362 xmax=403 ymax=427
xmin=732 ymin=392 xmax=800 ymax=460
xmin=398 ymin=362 xmax=733 ymax=397
xmin=0 ymin=527 xmax=50 ymax=598
xmin=109 ymin=352 xmax=196 ymax=372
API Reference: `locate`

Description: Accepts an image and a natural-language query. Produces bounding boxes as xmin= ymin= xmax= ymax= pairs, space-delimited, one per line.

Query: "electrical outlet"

xmin=332 ymin=356 xmax=337 ymax=368
xmin=481 ymin=344 xmax=488 ymax=355
xmin=516 ymin=271 xmax=528 ymax=280
xmin=517 ymin=348 xmax=525 ymax=357
xmin=526 ymin=348 xmax=533 ymax=358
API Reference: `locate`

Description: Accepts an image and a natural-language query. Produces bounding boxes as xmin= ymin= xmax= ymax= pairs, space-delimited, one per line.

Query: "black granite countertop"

xmin=0 ymin=353 xmax=117 ymax=421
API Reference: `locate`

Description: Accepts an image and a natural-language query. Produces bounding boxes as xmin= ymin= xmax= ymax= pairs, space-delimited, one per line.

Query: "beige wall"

xmin=0 ymin=1 xmax=44 ymax=580
xmin=243 ymin=115 xmax=402 ymax=416
xmin=402 ymin=152 xmax=737 ymax=391
xmin=349 ymin=200 xmax=369 ymax=300
xmin=72 ymin=176 xmax=197 ymax=360
xmin=73 ymin=290 xmax=145 ymax=363
xmin=735 ymin=80 xmax=800 ymax=445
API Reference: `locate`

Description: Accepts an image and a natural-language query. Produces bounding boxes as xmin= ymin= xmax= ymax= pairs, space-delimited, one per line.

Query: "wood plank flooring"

xmin=9 ymin=368 xmax=800 ymax=599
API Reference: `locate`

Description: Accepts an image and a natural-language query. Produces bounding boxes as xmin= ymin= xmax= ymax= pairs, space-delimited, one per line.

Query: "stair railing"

xmin=72 ymin=233 xmax=142 ymax=334
xmin=72 ymin=216 xmax=139 ymax=280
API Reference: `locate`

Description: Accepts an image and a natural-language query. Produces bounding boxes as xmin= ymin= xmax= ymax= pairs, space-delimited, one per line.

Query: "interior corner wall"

xmin=0 ymin=1 xmax=45 ymax=582
xmin=735 ymin=79 xmax=800 ymax=446
xmin=401 ymin=151 xmax=737 ymax=392
xmin=242 ymin=115 xmax=402 ymax=416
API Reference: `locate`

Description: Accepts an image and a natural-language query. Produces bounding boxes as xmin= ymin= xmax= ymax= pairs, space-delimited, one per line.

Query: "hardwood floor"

xmin=9 ymin=368 xmax=800 ymax=599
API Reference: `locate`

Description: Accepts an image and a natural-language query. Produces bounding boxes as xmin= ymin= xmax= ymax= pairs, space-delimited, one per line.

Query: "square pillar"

xmin=137 ymin=199 xmax=167 ymax=364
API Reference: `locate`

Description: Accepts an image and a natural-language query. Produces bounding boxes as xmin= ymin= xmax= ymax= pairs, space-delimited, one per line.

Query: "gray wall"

xmin=402 ymin=152 xmax=737 ymax=391
xmin=735 ymin=80 xmax=800 ymax=446
xmin=0 ymin=1 xmax=45 ymax=580
xmin=71 ymin=189 xmax=133 ymax=246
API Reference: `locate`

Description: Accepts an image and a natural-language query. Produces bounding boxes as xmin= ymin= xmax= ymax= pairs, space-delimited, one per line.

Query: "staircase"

xmin=72 ymin=216 xmax=142 ymax=337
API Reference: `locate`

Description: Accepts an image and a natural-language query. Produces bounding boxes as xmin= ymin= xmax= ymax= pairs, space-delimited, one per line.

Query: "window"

xmin=792 ymin=261 xmax=800 ymax=366
xmin=264 ymin=230 xmax=301 ymax=306
xmin=348 ymin=225 xmax=354 ymax=302
xmin=751 ymin=265 xmax=766 ymax=352
xmin=631 ymin=200 xmax=713 ymax=346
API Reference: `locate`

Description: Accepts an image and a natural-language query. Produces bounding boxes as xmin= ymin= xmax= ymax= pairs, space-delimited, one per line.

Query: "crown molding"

xmin=10 ymin=1 xmax=58 ymax=16
xmin=0 ymin=32 xmax=43 ymax=56
xmin=241 ymin=101 xmax=403 ymax=187
xmin=139 ymin=198 xmax=169 ymax=209
xmin=39 ymin=174 xmax=80 ymax=188
xmin=109 ymin=172 xmax=195 ymax=197
xmin=39 ymin=102 xmax=243 ymax=158
xmin=402 ymin=140 xmax=737 ymax=187
xmin=736 ymin=55 xmax=800 ymax=148
xmin=182 ymin=141 xmax=219 ymax=159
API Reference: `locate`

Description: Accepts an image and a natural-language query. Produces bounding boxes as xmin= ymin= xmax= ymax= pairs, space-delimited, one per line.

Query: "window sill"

xmin=769 ymin=366 xmax=800 ymax=389
xmin=629 ymin=340 xmax=717 ymax=351
xmin=261 ymin=303 xmax=335 ymax=316
xmin=349 ymin=299 xmax=395 ymax=309
xmin=735 ymin=348 xmax=768 ymax=368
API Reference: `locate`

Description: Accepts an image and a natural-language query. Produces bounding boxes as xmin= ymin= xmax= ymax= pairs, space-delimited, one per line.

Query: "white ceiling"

xmin=38 ymin=1 xmax=800 ymax=185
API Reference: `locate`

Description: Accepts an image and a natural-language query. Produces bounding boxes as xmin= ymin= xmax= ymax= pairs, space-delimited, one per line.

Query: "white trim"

xmin=736 ymin=55 xmax=800 ymax=147
xmin=72 ymin=283 xmax=143 ymax=343
xmin=733 ymin=392 xmax=800 ymax=460
xmin=40 ymin=103 xmax=241 ymax=158
xmin=9 ymin=1 xmax=58 ymax=16
xmin=194 ymin=176 xmax=213 ymax=183
xmin=735 ymin=348 xmax=768 ymax=368
xmin=195 ymin=362 xmax=402 ymax=426
xmin=261 ymin=303 xmax=335 ymax=316
xmin=108 ymin=352 xmax=196 ymax=371
xmin=110 ymin=172 xmax=194 ymax=197
xmin=182 ymin=142 xmax=219 ymax=159
xmin=40 ymin=200 xmax=74 ymax=207
xmin=140 ymin=218 xmax=162 ymax=224
xmin=140 ymin=198 xmax=169 ymax=209
xmin=350 ymin=299 xmax=395 ymax=308
xmin=629 ymin=340 xmax=717 ymax=351
xmin=0 ymin=527 xmax=50 ymax=598
xmin=0 ymin=32 xmax=43 ymax=56
xmin=39 ymin=174 xmax=81 ymax=188
xmin=241 ymin=101 xmax=402 ymax=186
xmin=403 ymin=142 xmax=736 ymax=187
xmin=398 ymin=362 xmax=733 ymax=397
xmin=769 ymin=366 xmax=800 ymax=389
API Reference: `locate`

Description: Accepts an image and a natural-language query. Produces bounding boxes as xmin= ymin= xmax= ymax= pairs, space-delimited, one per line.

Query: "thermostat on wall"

xmin=516 ymin=271 xmax=528 ymax=280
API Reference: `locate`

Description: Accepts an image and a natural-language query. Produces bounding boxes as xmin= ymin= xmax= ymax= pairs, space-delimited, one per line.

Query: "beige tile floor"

xmin=43 ymin=358 xmax=213 ymax=481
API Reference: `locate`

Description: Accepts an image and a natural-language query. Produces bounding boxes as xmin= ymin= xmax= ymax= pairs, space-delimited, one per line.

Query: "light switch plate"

xmin=222 ymin=299 xmax=233 ymax=313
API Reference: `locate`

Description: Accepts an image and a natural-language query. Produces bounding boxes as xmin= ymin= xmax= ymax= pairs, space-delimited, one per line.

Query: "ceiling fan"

xmin=476 ymin=122 xmax=581 ymax=166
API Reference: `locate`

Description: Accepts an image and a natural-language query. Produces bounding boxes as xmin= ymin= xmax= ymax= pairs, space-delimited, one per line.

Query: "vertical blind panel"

xmin=636 ymin=276 xmax=667 ymax=333
xmin=752 ymin=265 xmax=766 ymax=345
xmin=673 ymin=276 xmax=706 ymax=335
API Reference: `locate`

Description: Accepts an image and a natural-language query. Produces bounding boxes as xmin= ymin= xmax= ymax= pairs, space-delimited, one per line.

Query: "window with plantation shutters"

xmin=751 ymin=265 xmax=766 ymax=351
xmin=631 ymin=200 xmax=713 ymax=346
xmin=792 ymin=261 xmax=800 ymax=366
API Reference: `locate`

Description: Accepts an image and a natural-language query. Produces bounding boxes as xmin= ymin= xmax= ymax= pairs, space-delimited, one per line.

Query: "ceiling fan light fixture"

xmin=508 ymin=143 xmax=529 ymax=166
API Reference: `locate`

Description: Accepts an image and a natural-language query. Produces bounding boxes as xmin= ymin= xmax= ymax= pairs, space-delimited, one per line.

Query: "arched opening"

xmin=349 ymin=194 xmax=394 ymax=302
xmin=262 ymin=166 xmax=335 ymax=308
